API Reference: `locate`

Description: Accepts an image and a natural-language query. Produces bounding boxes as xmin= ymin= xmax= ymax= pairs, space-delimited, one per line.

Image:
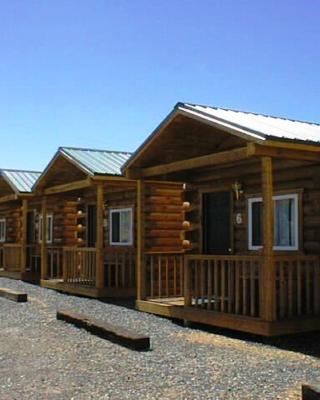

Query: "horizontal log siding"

xmin=144 ymin=183 xmax=184 ymax=253
xmin=0 ymin=201 xmax=21 ymax=244
xmin=184 ymin=159 xmax=320 ymax=256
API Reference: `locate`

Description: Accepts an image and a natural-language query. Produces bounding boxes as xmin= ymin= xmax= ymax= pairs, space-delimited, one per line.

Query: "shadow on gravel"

xmin=176 ymin=321 xmax=320 ymax=358
xmin=99 ymin=298 xmax=136 ymax=310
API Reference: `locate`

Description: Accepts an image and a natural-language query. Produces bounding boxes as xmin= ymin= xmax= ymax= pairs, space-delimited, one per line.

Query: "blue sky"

xmin=0 ymin=0 xmax=319 ymax=171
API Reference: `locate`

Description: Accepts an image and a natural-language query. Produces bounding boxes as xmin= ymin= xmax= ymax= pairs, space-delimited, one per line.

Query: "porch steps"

xmin=57 ymin=310 xmax=150 ymax=351
xmin=0 ymin=287 xmax=28 ymax=302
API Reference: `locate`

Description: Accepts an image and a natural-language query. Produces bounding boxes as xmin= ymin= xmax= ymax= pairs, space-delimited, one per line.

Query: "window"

xmin=110 ymin=208 xmax=133 ymax=245
xmin=248 ymin=194 xmax=298 ymax=251
xmin=0 ymin=218 xmax=6 ymax=242
xmin=39 ymin=214 xmax=53 ymax=244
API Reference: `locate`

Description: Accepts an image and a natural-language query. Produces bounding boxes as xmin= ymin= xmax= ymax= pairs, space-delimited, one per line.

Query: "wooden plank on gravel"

xmin=56 ymin=310 xmax=150 ymax=351
xmin=302 ymin=384 xmax=320 ymax=400
xmin=0 ymin=288 xmax=28 ymax=302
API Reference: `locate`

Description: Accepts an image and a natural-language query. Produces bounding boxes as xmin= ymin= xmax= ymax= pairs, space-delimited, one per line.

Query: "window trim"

xmin=109 ymin=207 xmax=133 ymax=246
xmin=39 ymin=213 xmax=53 ymax=244
xmin=248 ymin=193 xmax=299 ymax=251
xmin=0 ymin=218 xmax=6 ymax=243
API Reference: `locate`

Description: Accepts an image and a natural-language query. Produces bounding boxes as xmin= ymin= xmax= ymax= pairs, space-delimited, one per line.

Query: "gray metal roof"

xmin=179 ymin=103 xmax=320 ymax=144
xmin=1 ymin=169 xmax=42 ymax=193
xmin=60 ymin=147 xmax=132 ymax=175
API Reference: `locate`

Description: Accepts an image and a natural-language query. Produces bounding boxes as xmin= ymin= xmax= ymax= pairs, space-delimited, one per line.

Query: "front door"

xmin=203 ymin=191 xmax=231 ymax=255
xmin=87 ymin=205 xmax=97 ymax=247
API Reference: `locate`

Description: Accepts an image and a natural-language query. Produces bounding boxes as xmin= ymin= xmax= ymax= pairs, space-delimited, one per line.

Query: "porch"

xmin=136 ymin=252 xmax=320 ymax=336
xmin=41 ymin=246 xmax=136 ymax=298
xmin=0 ymin=244 xmax=40 ymax=282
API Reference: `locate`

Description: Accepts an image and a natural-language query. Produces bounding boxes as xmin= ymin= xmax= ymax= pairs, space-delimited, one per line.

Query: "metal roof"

xmin=123 ymin=102 xmax=320 ymax=172
xmin=60 ymin=147 xmax=132 ymax=175
xmin=179 ymin=103 xmax=320 ymax=144
xmin=1 ymin=169 xmax=42 ymax=193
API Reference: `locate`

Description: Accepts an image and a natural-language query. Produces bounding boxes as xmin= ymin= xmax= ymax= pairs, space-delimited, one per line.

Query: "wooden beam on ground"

xmin=40 ymin=196 xmax=48 ymax=280
xmin=57 ymin=310 xmax=150 ymax=350
xmin=43 ymin=178 xmax=92 ymax=195
xmin=261 ymin=157 xmax=276 ymax=321
xmin=302 ymin=384 xmax=320 ymax=400
xmin=95 ymin=183 xmax=105 ymax=289
xmin=0 ymin=288 xmax=28 ymax=302
xmin=248 ymin=143 xmax=320 ymax=162
xmin=138 ymin=147 xmax=249 ymax=177
xmin=20 ymin=199 xmax=28 ymax=274
xmin=137 ymin=180 xmax=146 ymax=300
xmin=0 ymin=194 xmax=18 ymax=204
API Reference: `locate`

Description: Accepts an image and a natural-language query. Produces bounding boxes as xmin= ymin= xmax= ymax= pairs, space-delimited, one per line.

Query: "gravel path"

xmin=0 ymin=278 xmax=320 ymax=399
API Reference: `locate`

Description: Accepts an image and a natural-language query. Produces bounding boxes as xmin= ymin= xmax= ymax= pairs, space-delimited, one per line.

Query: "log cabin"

xmin=33 ymin=146 xmax=184 ymax=298
xmin=0 ymin=169 xmax=42 ymax=282
xmin=124 ymin=102 xmax=320 ymax=336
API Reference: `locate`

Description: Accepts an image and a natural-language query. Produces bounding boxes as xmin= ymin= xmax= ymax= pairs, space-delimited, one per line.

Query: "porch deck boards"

xmin=0 ymin=269 xmax=39 ymax=283
xmin=137 ymin=298 xmax=320 ymax=337
xmin=41 ymin=279 xmax=136 ymax=299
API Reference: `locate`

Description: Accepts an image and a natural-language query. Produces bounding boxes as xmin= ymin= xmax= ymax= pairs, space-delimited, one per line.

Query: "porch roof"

xmin=0 ymin=169 xmax=41 ymax=193
xmin=179 ymin=103 xmax=320 ymax=144
xmin=60 ymin=147 xmax=132 ymax=176
xmin=123 ymin=102 xmax=320 ymax=173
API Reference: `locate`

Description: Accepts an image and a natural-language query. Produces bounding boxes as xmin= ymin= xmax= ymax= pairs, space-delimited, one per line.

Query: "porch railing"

xmin=145 ymin=252 xmax=185 ymax=298
xmin=275 ymin=255 xmax=320 ymax=319
xmin=63 ymin=247 xmax=96 ymax=286
xmin=26 ymin=245 xmax=41 ymax=273
xmin=185 ymin=255 xmax=262 ymax=318
xmin=47 ymin=246 xmax=63 ymax=280
xmin=104 ymin=250 xmax=136 ymax=289
xmin=0 ymin=246 xmax=3 ymax=269
xmin=3 ymin=244 xmax=22 ymax=272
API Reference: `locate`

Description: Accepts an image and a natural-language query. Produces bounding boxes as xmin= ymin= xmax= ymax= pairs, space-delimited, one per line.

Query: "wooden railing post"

xmin=95 ymin=183 xmax=105 ymax=289
xmin=41 ymin=196 xmax=48 ymax=280
xmin=184 ymin=255 xmax=192 ymax=306
xmin=137 ymin=180 xmax=146 ymax=300
xmin=261 ymin=157 xmax=276 ymax=321
xmin=20 ymin=199 xmax=28 ymax=274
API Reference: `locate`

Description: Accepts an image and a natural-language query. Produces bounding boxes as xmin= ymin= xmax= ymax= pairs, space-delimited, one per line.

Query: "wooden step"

xmin=57 ymin=310 xmax=150 ymax=351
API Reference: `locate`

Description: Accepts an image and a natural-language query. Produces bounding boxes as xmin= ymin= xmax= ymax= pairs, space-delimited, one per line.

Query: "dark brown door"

xmin=87 ymin=205 xmax=97 ymax=247
xmin=203 ymin=191 xmax=231 ymax=255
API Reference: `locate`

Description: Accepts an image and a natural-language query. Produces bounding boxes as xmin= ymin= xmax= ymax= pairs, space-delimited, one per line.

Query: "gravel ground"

xmin=0 ymin=278 xmax=320 ymax=400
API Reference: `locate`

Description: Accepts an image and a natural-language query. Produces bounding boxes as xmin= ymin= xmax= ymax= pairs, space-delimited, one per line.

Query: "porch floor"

xmin=137 ymin=298 xmax=320 ymax=337
xmin=41 ymin=279 xmax=136 ymax=299
xmin=0 ymin=269 xmax=39 ymax=283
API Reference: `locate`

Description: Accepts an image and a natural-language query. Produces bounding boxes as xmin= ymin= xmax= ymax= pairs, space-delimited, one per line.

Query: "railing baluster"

xmin=158 ymin=255 xmax=162 ymax=298
xmin=250 ymin=261 xmax=255 ymax=317
xmin=235 ymin=260 xmax=240 ymax=314
xmin=166 ymin=256 xmax=169 ymax=297
xmin=173 ymin=256 xmax=177 ymax=297
xmin=207 ymin=260 xmax=212 ymax=310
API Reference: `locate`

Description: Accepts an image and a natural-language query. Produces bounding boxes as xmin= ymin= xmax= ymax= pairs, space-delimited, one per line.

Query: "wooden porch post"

xmin=41 ymin=196 xmax=48 ymax=280
xmin=20 ymin=199 xmax=28 ymax=274
xmin=137 ymin=180 xmax=146 ymax=300
xmin=261 ymin=157 xmax=276 ymax=321
xmin=95 ymin=183 xmax=105 ymax=289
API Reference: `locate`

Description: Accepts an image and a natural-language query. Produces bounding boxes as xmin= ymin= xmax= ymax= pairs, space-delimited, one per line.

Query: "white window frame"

xmin=39 ymin=213 xmax=53 ymax=244
xmin=109 ymin=207 xmax=133 ymax=246
xmin=248 ymin=193 xmax=299 ymax=251
xmin=0 ymin=218 xmax=6 ymax=242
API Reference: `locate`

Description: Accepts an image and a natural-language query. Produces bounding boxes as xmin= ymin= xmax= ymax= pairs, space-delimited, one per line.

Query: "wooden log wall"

xmin=183 ymin=159 xmax=320 ymax=255
xmin=144 ymin=182 xmax=184 ymax=253
xmin=0 ymin=201 xmax=21 ymax=243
